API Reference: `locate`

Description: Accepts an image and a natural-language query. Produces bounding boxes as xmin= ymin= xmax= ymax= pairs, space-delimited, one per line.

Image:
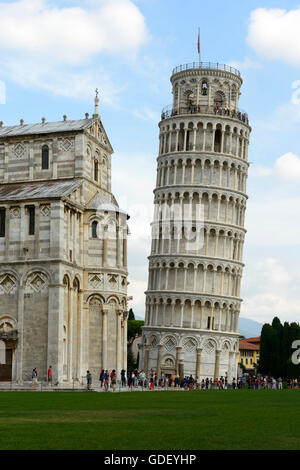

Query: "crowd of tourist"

xmin=29 ymin=366 xmax=298 ymax=391
xmin=161 ymin=104 xmax=249 ymax=125
xmin=93 ymin=369 xmax=298 ymax=392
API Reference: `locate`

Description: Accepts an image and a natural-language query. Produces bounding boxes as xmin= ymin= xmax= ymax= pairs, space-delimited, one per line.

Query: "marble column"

xmin=214 ymin=349 xmax=221 ymax=380
xmin=116 ymin=310 xmax=122 ymax=379
xmin=157 ymin=344 xmax=163 ymax=378
xmin=196 ymin=347 xmax=202 ymax=379
xmin=144 ymin=346 xmax=150 ymax=375
xmin=102 ymin=308 xmax=108 ymax=370
xmin=122 ymin=312 xmax=128 ymax=371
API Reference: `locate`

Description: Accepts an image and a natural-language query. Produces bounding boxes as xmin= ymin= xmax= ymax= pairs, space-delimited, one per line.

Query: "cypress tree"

xmin=259 ymin=317 xmax=300 ymax=378
xmin=128 ymin=308 xmax=135 ymax=320
xmin=271 ymin=317 xmax=283 ymax=377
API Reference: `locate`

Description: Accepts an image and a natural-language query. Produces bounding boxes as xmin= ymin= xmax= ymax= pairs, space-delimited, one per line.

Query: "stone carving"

xmin=88 ymin=274 xmax=103 ymax=289
xmin=13 ymin=143 xmax=26 ymax=158
xmin=164 ymin=357 xmax=175 ymax=366
xmin=108 ymin=275 xmax=118 ymax=286
xmin=163 ymin=335 xmax=176 ymax=352
xmin=40 ymin=205 xmax=50 ymax=217
xmin=0 ymin=319 xmax=14 ymax=332
xmin=25 ymin=272 xmax=48 ymax=293
xmin=203 ymin=340 xmax=216 ymax=354
xmin=182 ymin=337 xmax=197 ymax=353
xmin=0 ymin=274 xmax=17 ymax=295
xmin=90 ymin=297 xmax=102 ymax=307
xmin=10 ymin=207 xmax=20 ymax=218
xmin=150 ymin=336 xmax=158 ymax=349
xmin=60 ymin=138 xmax=73 ymax=152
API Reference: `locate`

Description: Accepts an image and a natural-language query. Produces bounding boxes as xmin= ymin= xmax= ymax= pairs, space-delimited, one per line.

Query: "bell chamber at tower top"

xmin=160 ymin=62 xmax=249 ymax=126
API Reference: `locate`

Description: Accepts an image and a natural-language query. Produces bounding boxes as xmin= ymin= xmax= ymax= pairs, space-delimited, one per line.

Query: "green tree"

xmin=271 ymin=317 xmax=283 ymax=377
xmin=286 ymin=322 xmax=300 ymax=379
xmin=127 ymin=320 xmax=144 ymax=342
xmin=128 ymin=308 xmax=135 ymax=320
xmin=259 ymin=317 xmax=300 ymax=378
xmin=127 ymin=318 xmax=144 ymax=373
xmin=258 ymin=323 xmax=273 ymax=375
xmin=127 ymin=349 xmax=138 ymax=372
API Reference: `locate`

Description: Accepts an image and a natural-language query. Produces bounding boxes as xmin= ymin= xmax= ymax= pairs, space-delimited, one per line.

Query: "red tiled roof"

xmin=246 ymin=336 xmax=260 ymax=344
xmin=239 ymin=339 xmax=260 ymax=351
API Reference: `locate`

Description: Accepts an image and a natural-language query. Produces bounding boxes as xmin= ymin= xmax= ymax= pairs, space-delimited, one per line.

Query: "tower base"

xmin=140 ymin=327 xmax=240 ymax=382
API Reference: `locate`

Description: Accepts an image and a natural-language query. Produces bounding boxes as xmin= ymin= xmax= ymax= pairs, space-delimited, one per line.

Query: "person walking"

xmin=121 ymin=369 xmax=126 ymax=387
xmin=188 ymin=375 xmax=194 ymax=391
xmin=86 ymin=370 xmax=92 ymax=391
xmin=110 ymin=369 xmax=117 ymax=392
xmin=104 ymin=370 xmax=109 ymax=391
xmin=99 ymin=369 xmax=104 ymax=388
xmin=150 ymin=372 xmax=155 ymax=391
xmin=47 ymin=366 xmax=53 ymax=386
xmin=31 ymin=369 xmax=37 ymax=388
xmin=140 ymin=371 xmax=146 ymax=389
xmin=171 ymin=375 xmax=175 ymax=390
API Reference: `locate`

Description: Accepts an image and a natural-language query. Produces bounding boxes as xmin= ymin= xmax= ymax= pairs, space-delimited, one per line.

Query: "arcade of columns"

xmin=140 ymin=64 xmax=251 ymax=380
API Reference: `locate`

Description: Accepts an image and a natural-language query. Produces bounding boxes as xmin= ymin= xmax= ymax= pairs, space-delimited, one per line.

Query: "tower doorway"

xmin=0 ymin=348 xmax=12 ymax=382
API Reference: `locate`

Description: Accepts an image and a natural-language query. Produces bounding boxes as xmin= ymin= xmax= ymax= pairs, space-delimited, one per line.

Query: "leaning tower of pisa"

xmin=140 ymin=62 xmax=251 ymax=381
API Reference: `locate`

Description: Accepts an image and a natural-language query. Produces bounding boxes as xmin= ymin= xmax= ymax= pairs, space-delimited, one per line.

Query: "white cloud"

xmin=0 ymin=0 xmax=149 ymax=98
xmin=127 ymin=279 xmax=147 ymax=318
xmin=242 ymin=258 xmax=300 ymax=323
xmin=112 ymin=151 xmax=155 ymax=317
xmin=0 ymin=81 xmax=5 ymax=104
xmin=0 ymin=58 xmax=125 ymax=103
xmin=0 ymin=0 xmax=148 ymax=65
xmin=132 ymin=106 xmax=160 ymax=122
xmin=228 ymin=56 xmax=262 ymax=71
xmin=247 ymin=7 xmax=300 ymax=66
xmin=250 ymin=152 xmax=300 ymax=182
xmin=274 ymin=153 xmax=300 ymax=181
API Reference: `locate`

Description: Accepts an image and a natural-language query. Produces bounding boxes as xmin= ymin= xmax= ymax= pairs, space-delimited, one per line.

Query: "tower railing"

xmin=161 ymin=104 xmax=249 ymax=125
xmin=172 ymin=62 xmax=241 ymax=77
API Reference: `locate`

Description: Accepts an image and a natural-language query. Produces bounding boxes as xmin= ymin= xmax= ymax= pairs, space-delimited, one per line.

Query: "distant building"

xmin=239 ymin=337 xmax=260 ymax=372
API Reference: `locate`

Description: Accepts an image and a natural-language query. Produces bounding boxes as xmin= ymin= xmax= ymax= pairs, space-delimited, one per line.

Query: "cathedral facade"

xmin=140 ymin=62 xmax=251 ymax=381
xmin=0 ymin=97 xmax=129 ymax=384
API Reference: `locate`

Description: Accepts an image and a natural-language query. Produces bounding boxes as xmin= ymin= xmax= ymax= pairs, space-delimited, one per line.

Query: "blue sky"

xmin=1 ymin=0 xmax=300 ymax=323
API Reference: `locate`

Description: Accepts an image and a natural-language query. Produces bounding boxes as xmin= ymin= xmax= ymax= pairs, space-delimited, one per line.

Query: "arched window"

xmin=94 ymin=160 xmax=99 ymax=182
xmin=214 ymin=91 xmax=225 ymax=107
xmin=42 ymin=145 xmax=49 ymax=170
xmin=92 ymin=221 xmax=98 ymax=238
xmin=201 ymin=81 xmax=208 ymax=96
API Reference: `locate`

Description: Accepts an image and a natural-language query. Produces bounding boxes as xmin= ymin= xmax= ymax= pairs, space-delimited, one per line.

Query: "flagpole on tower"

xmin=198 ymin=27 xmax=201 ymax=64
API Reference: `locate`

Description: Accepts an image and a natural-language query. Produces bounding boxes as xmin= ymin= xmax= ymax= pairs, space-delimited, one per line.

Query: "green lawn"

xmin=0 ymin=390 xmax=299 ymax=450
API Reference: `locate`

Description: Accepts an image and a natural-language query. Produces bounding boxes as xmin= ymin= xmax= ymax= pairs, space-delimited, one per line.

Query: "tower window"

xmin=201 ymin=81 xmax=208 ymax=96
xmin=214 ymin=92 xmax=224 ymax=107
xmin=42 ymin=145 xmax=49 ymax=170
xmin=0 ymin=209 xmax=5 ymax=237
xmin=94 ymin=160 xmax=99 ymax=182
xmin=27 ymin=206 xmax=35 ymax=235
xmin=92 ymin=221 xmax=98 ymax=238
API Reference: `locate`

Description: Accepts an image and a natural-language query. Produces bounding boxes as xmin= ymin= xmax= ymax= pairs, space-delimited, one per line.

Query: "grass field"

xmin=0 ymin=390 xmax=299 ymax=450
